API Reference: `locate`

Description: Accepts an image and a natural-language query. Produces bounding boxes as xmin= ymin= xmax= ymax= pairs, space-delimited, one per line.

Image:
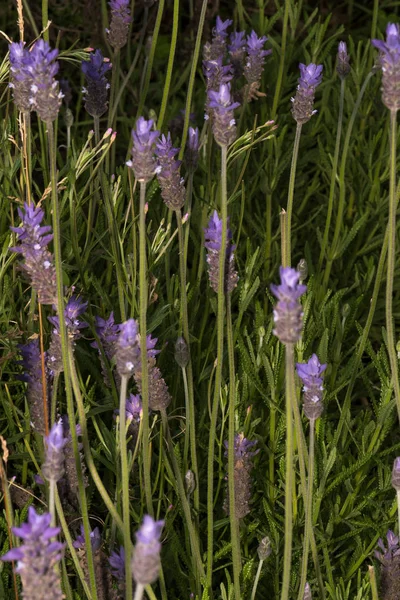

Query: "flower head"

xmin=10 ymin=202 xmax=57 ymax=305
xmin=47 ymin=296 xmax=88 ymax=376
xmin=81 ymin=50 xmax=112 ymax=118
xmin=392 ymin=456 xmax=400 ymax=491
xmin=296 ymin=354 xmax=327 ymax=419
xmin=337 ymin=41 xmax=350 ymax=79
xmin=1 ymin=507 xmax=64 ymax=599
xmin=372 ymin=23 xmax=400 ymax=111
xmin=186 ymin=126 xmax=200 ymax=170
xmin=25 ymin=39 xmax=62 ymax=123
xmin=18 ymin=340 xmax=49 ymax=435
xmin=223 ymin=434 xmax=258 ymax=519
xmin=91 ymin=312 xmax=120 ymax=386
xmin=115 ymin=319 xmax=141 ymax=377
xmin=109 ymin=546 xmax=125 ymax=581
xmin=73 ymin=525 xmax=102 ymax=552
xmin=271 ymin=267 xmax=306 ymax=344
xmin=203 ymin=57 xmax=233 ymax=94
xmin=204 ymin=210 xmax=238 ymax=294
xmin=291 ymin=63 xmax=323 ymax=124
xmin=131 ymin=515 xmax=165 ymax=585
xmin=375 ymin=530 xmax=400 ymax=599
xmin=9 ymin=41 xmax=34 ymax=112
xmin=244 ymin=31 xmax=271 ymax=100
xmin=42 ymin=419 xmax=67 ymax=483
xmin=155 ymin=133 xmax=186 ymax=210
xmin=203 ymin=17 xmax=232 ymax=63
xmin=127 ymin=117 xmax=159 ymax=182
xmin=207 ymin=83 xmax=240 ymax=146
xmin=107 ymin=0 xmax=132 ymax=50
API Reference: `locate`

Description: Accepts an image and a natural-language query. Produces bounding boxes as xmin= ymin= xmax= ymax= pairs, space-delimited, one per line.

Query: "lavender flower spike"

xmin=10 ymin=202 xmax=57 ymax=305
xmin=115 ymin=318 xmax=141 ymax=378
xmin=42 ymin=419 xmax=67 ymax=483
xmin=47 ymin=296 xmax=88 ymax=376
xmin=271 ymin=267 xmax=306 ymax=344
xmin=204 ymin=210 xmax=238 ymax=294
xmin=291 ymin=63 xmax=323 ymax=125
xmin=1 ymin=507 xmax=64 ymax=599
xmin=296 ymin=354 xmax=327 ymax=420
xmin=81 ymin=49 xmax=112 ymax=118
xmin=155 ymin=133 xmax=186 ymax=210
xmin=223 ymin=434 xmax=258 ymax=519
xmin=203 ymin=16 xmax=233 ymax=63
xmin=228 ymin=31 xmax=246 ymax=78
xmin=244 ymin=31 xmax=272 ymax=100
xmin=26 ymin=39 xmax=62 ymax=123
xmin=392 ymin=456 xmax=400 ymax=490
xmin=372 ymin=23 xmax=400 ymax=111
xmin=131 ymin=515 xmax=165 ymax=585
xmin=207 ymin=83 xmax=240 ymax=146
xmin=337 ymin=41 xmax=350 ymax=79
xmin=127 ymin=117 xmax=159 ymax=182
xmin=186 ymin=126 xmax=200 ymax=171
xmin=375 ymin=530 xmax=400 ymax=599
xmin=303 ymin=583 xmax=312 ymax=600
xmin=8 ymin=42 xmax=33 ymax=113
xmin=19 ymin=340 xmax=48 ymax=435
xmin=107 ymin=0 xmax=132 ymax=50
xmin=109 ymin=546 xmax=125 ymax=581
xmin=73 ymin=525 xmax=102 ymax=552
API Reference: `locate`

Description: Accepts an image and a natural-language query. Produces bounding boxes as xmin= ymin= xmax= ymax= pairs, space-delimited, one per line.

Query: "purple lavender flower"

xmin=224 ymin=434 xmax=258 ymax=519
xmin=107 ymin=0 xmax=132 ymax=50
xmin=204 ymin=210 xmax=238 ymax=294
xmin=131 ymin=515 xmax=164 ymax=585
xmin=126 ymin=394 xmax=142 ymax=421
xmin=291 ymin=63 xmax=323 ymax=125
xmin=109 ymin=545 xmax=125 ymax=580
xmin=91 ymin=312 xmax=120 ymax=387
xmin=18 ymin=340 xmax=48 ymax=435
xmin=62 ymin=417 xmax=88 ymax=500
xmin=47 ymin=296 xmax=88 ymax=376
xmin=303 ymin=583 xmax=312 ymax=600
xmin=372 ymin=23 xmax=400 ymax=111
xmin=337 ymin=41 xmax=350 ymax=79
xmin=155 ymin=133 xmax=186 ymax=210
xmin=115 ymin=318 xmax=141 ymax=378
xmin=203 ymin=16 xmax=233 ymax=64
xmin=271 ymin=267 xmax=306 ymax=344
xmin=25 ymin=39 xmax=62 ymax=123
xmin=1 ymin=507 xmax=64 ymax=599
xmin=127 ymin=117 xmax=159 ymax=182
xmin=296 ymin=354 xmax=327 ymax=419
xmin=203 ymin=56 xmax=233 ymax=95
xmin=392 ymin=457 xmax=400 ymax=491
xmin=207 ymin=82 xmax=240 ymax=146
xmin=10 ymin=202 xmax=57 ymax=305
xmin=73 ymin=525 xmax=102 ymax=552
xmin=228 ymin=31 xmax=246 ymax=78
xmin=186 ymin=126 xmax=200 ymax=171
xmin=174 ymin=336 xmax=189 ymax=368
xmin=375 ymin=530 xmax=400 ymax=599
xmin=81 ymin=50 xmax=112 ymax=118
xmin=8 ymin=42 xmax=33 ymax=113
xmin=244 ymin=31 xmax=271 ymax=100
xmin=42 ymin=419 xmax=67 ymax=483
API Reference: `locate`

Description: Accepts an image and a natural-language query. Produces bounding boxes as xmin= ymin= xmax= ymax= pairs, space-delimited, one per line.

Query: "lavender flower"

xmin=62 ymin=418 xmax=88 ymax=501
xmin=18 ymin=340 xmax=48 ymax=435
xmin=8 ymin=42 xmax=33 ymax=113
xmin=174 ymin=336 xmax=189 ymax=368
xmin=228 ymin=31 xmax=246 ymax=77
xmin=126 ymin=117 xmax=159 ymax=182
xmin=224 ymin=434 xmax=258 ymax=519
xmin=10 ymin=202 xmax=57 ymax=305
xmin=47 ymin=296 xmax=88 ymax=376
xmin=25 ymin=39 xmax=62 ymax=123
xmin=1 ymin=507 xmax=64 ymax=599
xmin=291 ymin=63 xmax=323 ymax=125
xmin=109 ymin=546 xmax=125 ymax=580
xmin=372 ymin=23 xmax=400 ymax=111
xmin=204 ymin=210 xmax=238 ymax=294
xmin=125 ymin=394 xmax=142 ymax=422
xmin=270 ymin=267 xmax=306 ymax=344
xmin=296 ymin=354 xmax=327 ymax=420
xmin=375 ymin=531 xmax=400 ymax=599
xmin=115 ymin=319 xmax=141 ymax=378
xmin=73 ymin=525 xmax=116 ymax=597
xmin=107 ymin=0 xmax=132 ymax=50
xmin=257 ymin=536 xmax=272 ymax=560
xmin=203 ymin=17 xmax=233 ymax=63
xmin=203 ymin=56 xmax=232 ymax=96
xmin=186 ymin=126 xmax=200 ymax=171
xmin=244 ymin=31 xmax=271 ymax=100
xmin=155 ymin=133 xmax=186 ymax=210
xmin=392 ymin=457 xmax=400 ymax=491
xmin=207 ymin=83 xmax=240 ymax=146
xmin=135 ymin=358 xmax=171 ymax=411
xmin=81 ymin=50 xmax=112 ymax=118
xmin=303 ymin=583 xmax=312 ymax=600
xmin=337 ymin=41 xmax=350 ymax=79
xmin=131 ymin=515 xmax=164 ymax=585
xmin=42 ymin=419 xmax=67 ymax=483
xmin=91 ymin=312 xmax=120 ymax=387
xmin=73 ymin=525 xmax=102 ymax=552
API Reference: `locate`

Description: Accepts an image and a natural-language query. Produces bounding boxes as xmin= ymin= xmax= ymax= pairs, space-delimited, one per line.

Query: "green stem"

xmin=250 ymin=559 xmax=264 ymax=600
xmin=227 ymin=297 xmax=241 ymax=599
xmin=133 ymin=584 xmax=144 ymax=600
xmin=322 ymin=71 xmax=375 ymax=290
xmin=42 ymin=0 xmax=49 ymax=40
xmin=271 ymin=0 xmax=289 ymax=120
xmin=139 ymin=180 xmax=152 ymax=514
xmin=207 ymin=144 xmax=228 ymax=591
xmin=285 ymin=123 xmax=302 ymax=268
xmin=47 ymin=123 xmax=98 ymax=600
xmin=318 ymin=78 xmax=345 ymax=270
xmin=176 ymin=211 xmax=199 ymax=512
xmin=281 ymin=343 xmax=295 ymax=600
xmin=298 ymin=419 xmax=315 ymax=600
xmin=157 ymin=0 xmax=179 ymax=130
xmin=369 ymin=565 xmax=379 ymax=600
xmin=120 ymin=375 xmax=133 ymax=600
xmin=49 ymin=479 xmax=56 ymax=527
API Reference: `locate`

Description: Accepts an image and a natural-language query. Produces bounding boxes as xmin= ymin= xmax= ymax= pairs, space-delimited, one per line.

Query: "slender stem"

xmin=207 ymin=144 xmax=228 ymax=591
xmin=133 ymin=584 xmax=144 ymax=600
xmin=38 ymin=303 xmax=49 ymax=434
xmin=120 ymin=375 xmax=133 ymax=600
xmin=47 ymin=123 xmax=98 ymax=600
xmin=368 ymin=565 xmax=379 ymax=600
xmin=227 ymin=296 xmax=241 ymax=599
xmin=176 ymin=211 xmax=199 ymax=511
xmin=271 ymin=0 xmax=289 ymax=120
xmin=139 ymin=180 xmax=152 ymax=514
xmin=281 ymin=343 xmax=295 ymax=600
xmin=94 ymin=115 xmax=100 ymax=145
xmin=157 ymin=0 xmax=179 ymax=130
xmin=318 ymin=78 xmax=345 ymax=270
xmin=285 ymin=123 xmax=302 ymax=268
xmin=298 ymin=419 xmax=315 ymax=600
xmin=322 ymin=71 xmax=375 ymax=290
xmin=386 ymin=110 xmax=400 ymax=423
xmin=250 ymin=559 xmax=264 ymax=600
xmin=42 ymin=0 xmax=49 ymax=40
xmin=49 ymin=479 xmax=56 ymax=527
